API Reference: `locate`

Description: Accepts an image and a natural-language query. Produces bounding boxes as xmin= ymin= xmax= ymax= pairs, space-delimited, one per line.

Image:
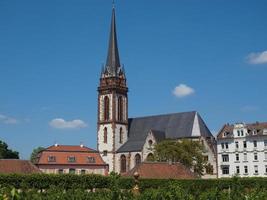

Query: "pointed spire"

xmin=105 ymin=6 xmax=121 ymax=77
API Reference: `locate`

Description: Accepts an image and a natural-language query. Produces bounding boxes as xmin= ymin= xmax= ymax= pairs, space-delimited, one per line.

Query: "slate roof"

xmin=123 ymin=162 xmax=198 ymax=179
xmin=0 ymin=159 xmax=41 ymax=174
xmin=102 ymin=7 xmax=124 ymax=77
xmin=117 ymin=111 xmax=213 ymax=153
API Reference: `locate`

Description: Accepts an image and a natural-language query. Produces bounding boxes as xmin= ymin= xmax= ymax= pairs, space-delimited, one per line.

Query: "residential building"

xmin=97 ymin=6 xmax=217 ymax=178
xmin=36 ymin=144 xmax=108 ymax=175
xmin=0 ymin=159 xmax=41 ymax=174
xmin=217 ymin=122 xmax=267 ymax=178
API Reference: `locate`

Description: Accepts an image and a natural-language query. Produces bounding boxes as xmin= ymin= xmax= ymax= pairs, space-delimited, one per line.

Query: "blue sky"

xmin=0 ymin=0 xmax=267 ymax=159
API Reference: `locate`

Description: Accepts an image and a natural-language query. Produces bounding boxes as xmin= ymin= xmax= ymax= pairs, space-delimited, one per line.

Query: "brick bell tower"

xmin=97 ymin=6 xmax=128 ymax=172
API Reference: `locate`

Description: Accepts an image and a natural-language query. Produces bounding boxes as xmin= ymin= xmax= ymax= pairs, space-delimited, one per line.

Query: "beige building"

xmin=36 ymin=144 xmax=108 ymax=175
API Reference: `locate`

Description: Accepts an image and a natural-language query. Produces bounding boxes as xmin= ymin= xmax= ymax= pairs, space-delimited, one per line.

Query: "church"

xmin=97 ymin=6 xmax=217 ymax=178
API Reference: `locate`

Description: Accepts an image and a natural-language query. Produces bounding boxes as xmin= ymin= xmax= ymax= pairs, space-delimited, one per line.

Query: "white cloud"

xmin=172 ymin=84 xmax=195 ymax=98
xmin=0 ymin=114 xmax=18 ymax=124
xmin=49 ymin=118 xmax=87 ymax=129
xmin=247 ymin=50 xmax=267 ymax=64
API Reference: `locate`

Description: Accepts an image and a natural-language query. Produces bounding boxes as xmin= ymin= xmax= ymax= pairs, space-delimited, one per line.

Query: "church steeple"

xmin=103 ymin=7 xmax=122 ymax=77
xmin=97 ymin=5 xmax=128 ymax=173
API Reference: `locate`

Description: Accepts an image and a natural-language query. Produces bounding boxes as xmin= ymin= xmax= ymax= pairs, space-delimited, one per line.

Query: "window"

xmin=68 ymin=156 xmax=76 ymax=163
xmin=236 ymin=154 xmax=239 ymax=161
xmin=120 ymin=155 xmax=126 ymax=173
xmin=244 ymin=153 xmax=247 ymax=161
xmin=254 ymin=165 xmax=258 ymax=174
xmin=222 ymin=166 xmax=229 ymax=175
xmin=204 ymin=156 xmax=209 ymax=162
xmin=81 ymin=169 xmax=86 ymax=175
xmin=87 ymin=157 xmax=96 ymax=163
xmin=104 ymin=127 xmax=107 ymax=144
xmin=119 ymin=127 xmax=123 ymax=144
xmin=58 ymin=169 xmax=63 ymax=174
xmin=206 ymin=164 xmax=213 ymax=174
xmin=148 ymin=140 xmax=153 ymax=147
xmin=244 ymin=166 xmax=248 ymax=174
xmin=265 ymin=152 xmax=267 ymax=160
xmin=117 ymin=96 xmax=123 ymax=121
xmin=264 ymin=140 xmax=267 ymax=147
xmin=222 ymin=155 xmax=229 ymax=162
xmin=235 ymin=141 xmax=239 ymax=149
xmin=104 ymin=96 xmax=110 ymax=121
xmin=69 ymin=168 xmax=76 ymax=174
xmin=48 ymin=156 xmax=56 ymax=162
xmin=254 ymin=153 xmax=258 ymax=161
xmin=253 ymin=130 xmax=257 ymax=135
xmin=221 ymin=143 xmax=225 ymax=149
xmin=103 ymin=150 xmax=107 ymax=156
xmin=236 ymin=166 xmax=240 ymax=174
xmin=135 ymin=154 xmax=141 ymax=166
xmin=265 ymin=165 xmax=267 ymax=174
xmin=253 ymin=140 xmax=257 ymax=148
xmin=241 ymin=130 xmax=244 ymax=136
xmin=225 ymin=143 xmax=229 ymax=149
xmin=243 ymin=141 xmax=247 ymax=149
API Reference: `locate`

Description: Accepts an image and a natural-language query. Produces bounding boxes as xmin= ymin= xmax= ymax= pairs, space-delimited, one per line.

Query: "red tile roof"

xmin=124 ymin=162 xmax=197 ymax=179
xmin=46 ymin=145 xmax=95 ymax=152
xmin=0 ymin=159 xmax=41 ymax=174
xmin=37 ymin=145 xmax=107 ymax=166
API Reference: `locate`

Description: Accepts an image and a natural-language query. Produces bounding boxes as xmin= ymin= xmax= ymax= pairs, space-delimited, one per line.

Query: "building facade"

xmin=217 ymin=122 xmax=267 ymax=178
xmin=97 ymin=6 xmax=217 ymax=178
xmin=36 ymin=144 xmax=108 ymax=175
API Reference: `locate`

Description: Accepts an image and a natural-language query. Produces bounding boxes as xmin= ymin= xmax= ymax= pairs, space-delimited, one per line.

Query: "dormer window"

xmin=237 ymin=130 xmax=240 ymax=137
xmin=241 ymin=130 xmax=244 ymax=136
xmin=87 ymin=157 xmax=96 ymax=163
xmin=253 ymin=130 xmax=257 ymax=135
xmin=223 ymin=132 xmax=230 ymax=137
xmin=68 ymin=156 xmax=76 ymax=163
xmin=48 ymin=156 xmax=56 ymax=162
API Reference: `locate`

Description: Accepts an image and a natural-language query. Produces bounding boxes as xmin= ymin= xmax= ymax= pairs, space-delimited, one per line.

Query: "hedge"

xmin=0 ymin=174 xmax=267 ymax=192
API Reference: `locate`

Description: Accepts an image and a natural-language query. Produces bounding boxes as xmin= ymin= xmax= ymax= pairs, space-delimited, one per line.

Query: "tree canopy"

xmin=30 ymin=146 xmax=45 ymax=163
xmin=0 ymin=140 xmax=19 ymax=159
xmin=153 ymin=139 xmax=207 ymax=176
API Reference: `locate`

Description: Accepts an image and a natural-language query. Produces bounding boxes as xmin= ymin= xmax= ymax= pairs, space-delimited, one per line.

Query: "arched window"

xmin=120 ymin=155 xmax=126 ymax=173
xmin=104 ymin=96 xmax=110 ymax=121
xmin=117 ymin=96 xmax=123 ymax=121
xmin=135 ymin=154 xmax=141 ymax=166
xmin=148 ymin=140 xmax=153 ymax=147
xmin=119 ymin=127 xmax=123 ymax=144
xmin=103 ymin=127 xmax=107 ymax=144
xmin=146 ymin=153 xmax=154 ymax=161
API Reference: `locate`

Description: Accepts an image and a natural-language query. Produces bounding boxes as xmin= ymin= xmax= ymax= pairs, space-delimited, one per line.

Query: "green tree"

xmin=153 ymin=139 xmax=206 ymax=176
xmin=0 ymin=140 xmax=19 ymax=159
xmin=30 ymin=146 xmax=45 ymax=163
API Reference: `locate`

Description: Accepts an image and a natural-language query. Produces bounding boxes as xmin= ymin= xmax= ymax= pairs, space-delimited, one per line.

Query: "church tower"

xmin=97 ymin=7 xmax=128 ymax=172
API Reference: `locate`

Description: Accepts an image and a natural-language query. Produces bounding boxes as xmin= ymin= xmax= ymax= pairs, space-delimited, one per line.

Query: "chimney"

xmin=54 ymin=143 xmax=58 ymax=147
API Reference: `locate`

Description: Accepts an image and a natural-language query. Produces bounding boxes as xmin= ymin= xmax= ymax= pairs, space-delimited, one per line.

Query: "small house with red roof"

xmin=36 ymin=144 xmax=108 ymax=175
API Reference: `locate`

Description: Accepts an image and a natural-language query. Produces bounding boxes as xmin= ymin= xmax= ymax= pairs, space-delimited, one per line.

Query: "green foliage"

xmin=153 ymin=139 xmax=206 ymax=176
xmin=1 ymin=175 xmax=267 ymax=199
xmin=30 ymin=147 xmax=45 ymax=164
xmin=0 ymin=140 xmax=19 ymax=159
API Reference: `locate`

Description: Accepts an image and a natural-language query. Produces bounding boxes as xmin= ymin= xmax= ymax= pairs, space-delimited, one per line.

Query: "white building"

xmin=217 ymin=122 xmax=267 ymax=178
xmin=96 ymin=6 xmax=217 ymax=178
